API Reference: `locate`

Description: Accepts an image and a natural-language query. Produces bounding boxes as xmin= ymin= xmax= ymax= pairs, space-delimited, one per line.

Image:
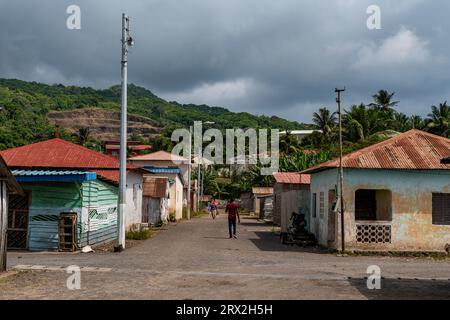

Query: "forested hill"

xmin=0 ymin=78 xmax=311 ymax=149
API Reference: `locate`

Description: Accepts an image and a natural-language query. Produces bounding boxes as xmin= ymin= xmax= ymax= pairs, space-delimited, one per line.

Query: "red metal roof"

xmin=105 ymin=144 xmax=151 ymax=151
xmin=0 ymin=138 xmax=139 ymax=184
xmin=273 ymin=172 xmax=311 ymax=184
xmin=302 ymin=130 xmax=450 ymax=174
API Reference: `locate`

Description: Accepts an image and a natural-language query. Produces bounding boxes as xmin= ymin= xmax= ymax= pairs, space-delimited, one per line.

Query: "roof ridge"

xmin=301 ymin=129 xmax=450 ymax=173
xmin=0 ymin=137 xmax=61 ymax=153
xmin=1 ymin=138 xmax=138 ymax=170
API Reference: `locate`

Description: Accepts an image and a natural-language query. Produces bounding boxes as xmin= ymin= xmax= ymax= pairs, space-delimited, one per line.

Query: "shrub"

xmin=126 ymin=229 xmax=152 ymax=240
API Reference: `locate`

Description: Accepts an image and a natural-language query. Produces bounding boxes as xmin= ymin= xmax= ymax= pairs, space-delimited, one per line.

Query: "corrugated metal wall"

xmin=23 ymin=180 xmax=118 ymax=251
xmin=79 ymin=180 xmax=118 ymax=247
xmin=23 ymin=182 xmax=82 ymax=251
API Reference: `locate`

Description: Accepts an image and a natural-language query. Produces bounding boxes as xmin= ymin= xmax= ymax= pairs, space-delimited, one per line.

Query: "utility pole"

xmin=116 ymin=13 xmax=133 ymax=252
xmin=187 ymin=126 xmax=192 ymax=220
xmin=197 ymin=146 xmax=201 ymax=211
xmin=0 ymin=181 xmax=7 ymax=272
xmin=335 ymin=88 xmax=346 ymax=253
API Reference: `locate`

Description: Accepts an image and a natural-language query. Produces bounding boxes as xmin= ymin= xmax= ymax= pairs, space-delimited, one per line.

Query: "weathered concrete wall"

xmin=124 ymin=171 xmax=143 ymax=229
xmin=309 ymin=169 xmax=450 ymax=252
xmin=274 ymin=184 xmax=310 ymax=233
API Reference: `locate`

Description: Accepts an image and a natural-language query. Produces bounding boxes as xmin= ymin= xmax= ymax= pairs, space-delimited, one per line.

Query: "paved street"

xmin=0 ymin=213 xmax=449 ymax=300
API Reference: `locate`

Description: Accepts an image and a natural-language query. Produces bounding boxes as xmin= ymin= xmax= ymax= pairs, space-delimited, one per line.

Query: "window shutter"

xmin=432 ymin=193 xmax=450 ymax=225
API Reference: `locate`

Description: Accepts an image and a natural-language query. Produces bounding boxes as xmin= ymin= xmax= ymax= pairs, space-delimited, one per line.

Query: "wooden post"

xmin=0 ymin=181 xmax=7 ymax=272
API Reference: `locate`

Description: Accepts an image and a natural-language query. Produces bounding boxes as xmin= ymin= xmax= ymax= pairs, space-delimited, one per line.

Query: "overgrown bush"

xmin=126 ymin=229 xmax=152 ymax=240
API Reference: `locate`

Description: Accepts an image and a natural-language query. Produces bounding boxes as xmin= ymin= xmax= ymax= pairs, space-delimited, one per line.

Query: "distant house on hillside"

xmin=104 ymin=140 xmax=152 ymax=158
xmin=0 ymin=138 xmax=145 ymax=251
xmin=302 ymin=129 xmax=450 ymax=252
xmin=279 ymin=130 xmax=322 ymax=143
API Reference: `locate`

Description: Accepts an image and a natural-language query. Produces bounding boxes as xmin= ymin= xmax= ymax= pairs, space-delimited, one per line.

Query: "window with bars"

xmin=319 ymin=192 xmax=325 ymax=218
xmin=432 ymin=193 xmax=450 ymax=225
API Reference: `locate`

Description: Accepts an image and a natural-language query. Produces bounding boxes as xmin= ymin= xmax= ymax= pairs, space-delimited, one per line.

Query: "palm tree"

xmin=426 ymin=102 xmax=450 ymax=137
xmin=343 ymin=104 xmax=369 ymax=141
xmin=279 ymin=131 xmax=301 ymax=155
xmin=312 ymin=107 xmax=337 ymax=137
xmin=369 ymin=90 xmax=399 ymax=113
xmin=392 ymin=111 xmax=410 ymax=132
xmin=409 ymin=115 xmax=425 ymax=130
xmin=72 ymin=128 xmax=91 ymax=146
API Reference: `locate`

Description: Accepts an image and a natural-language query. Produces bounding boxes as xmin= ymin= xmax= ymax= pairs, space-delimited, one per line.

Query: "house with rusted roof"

xmin=301 ymin=129 xmax=450 ymax=252
xmin=272 ymin=172 xmax=311 ymax=236
xmin=0 ymin=138 xmax=145 ymax=251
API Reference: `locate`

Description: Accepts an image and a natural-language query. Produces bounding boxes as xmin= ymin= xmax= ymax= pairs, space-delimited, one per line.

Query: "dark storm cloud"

xmin=1 ymin=0 xmax=449 ymax=121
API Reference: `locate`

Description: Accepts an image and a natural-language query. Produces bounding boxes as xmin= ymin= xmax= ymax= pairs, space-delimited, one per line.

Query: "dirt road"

xmin=1 ymin=214 xmax=449 ymax=299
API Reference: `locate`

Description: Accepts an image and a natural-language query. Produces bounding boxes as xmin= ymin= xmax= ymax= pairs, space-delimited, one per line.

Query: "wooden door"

xmin=142 ymin=196 xmax=150 ymax=223
xmin=148 ymin=198 xmax=161 ymax=224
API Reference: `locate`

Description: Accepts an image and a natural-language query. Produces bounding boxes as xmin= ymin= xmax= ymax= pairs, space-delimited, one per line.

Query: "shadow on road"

xmin=240 ymin=221 xmax=267 ymax=227
xmin=348 ymin=278 xmax=450 ymax=300
xmin=203 ymin=236 xmax=231 ymax=240
xmin=250 ymin=231 xmax=330 ymax=254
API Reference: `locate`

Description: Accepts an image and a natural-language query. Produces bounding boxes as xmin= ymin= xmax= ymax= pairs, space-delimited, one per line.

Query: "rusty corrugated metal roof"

xmin=273 ymin=172 xmax=311 ymax=184
xmin=302 ymin=129 xmax=450 ymax=174
xmin=0 ymin=138 xmax=140 ymax=184
xmin=143 ymin=177 xmax=168 ymax=198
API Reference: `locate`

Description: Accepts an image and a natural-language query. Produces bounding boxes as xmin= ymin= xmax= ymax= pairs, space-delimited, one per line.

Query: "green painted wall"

xmin=79 ymin=180 xmax=118 ymax=248
xmin=21 ymin=182 xmax=82 ymax=251
xmin=22 ymin=179 xmax=119 ymax=251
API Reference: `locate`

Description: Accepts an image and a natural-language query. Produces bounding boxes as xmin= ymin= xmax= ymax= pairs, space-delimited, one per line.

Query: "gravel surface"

xmin=1 ymin=213 xmax=449 ymax=300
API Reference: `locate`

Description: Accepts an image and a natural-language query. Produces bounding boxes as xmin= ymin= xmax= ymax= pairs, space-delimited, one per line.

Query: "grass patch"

xmin=126 ymin=229 xmax=152 ymax=240
xmin=192 ymin=211 xmax=205 ymax=218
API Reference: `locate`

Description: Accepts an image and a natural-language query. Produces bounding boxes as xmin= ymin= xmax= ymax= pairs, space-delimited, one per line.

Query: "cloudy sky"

xmin=0 ymin=0 xmax=449 ymax=122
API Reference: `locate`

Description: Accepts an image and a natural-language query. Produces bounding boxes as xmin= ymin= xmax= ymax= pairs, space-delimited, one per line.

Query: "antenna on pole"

xmin=115 ymin=13 xmax=133 ymax=252
xmin=335 ymin=87 xmax=346 ymax=253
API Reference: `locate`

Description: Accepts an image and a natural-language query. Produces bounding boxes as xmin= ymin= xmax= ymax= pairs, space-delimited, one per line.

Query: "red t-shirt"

xmin=226 ymin=203 xmax=239 ymax=220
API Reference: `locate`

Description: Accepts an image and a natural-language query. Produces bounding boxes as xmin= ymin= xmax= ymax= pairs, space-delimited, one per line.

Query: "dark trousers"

xmin=228 ymin=218 xmax=236 ymax=238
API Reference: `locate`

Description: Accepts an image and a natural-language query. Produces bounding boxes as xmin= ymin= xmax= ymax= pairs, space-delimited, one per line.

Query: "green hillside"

xmin=0 ymin=78 xmax=311 ymax=150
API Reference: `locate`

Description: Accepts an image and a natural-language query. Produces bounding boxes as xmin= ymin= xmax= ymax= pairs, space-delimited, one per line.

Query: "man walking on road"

xmin=225 ymin=198 xmax=240 ymax=239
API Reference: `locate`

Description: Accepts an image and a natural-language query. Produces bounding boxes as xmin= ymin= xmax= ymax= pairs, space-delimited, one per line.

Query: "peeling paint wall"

xmin=309 ymin=169 xmax=450 ymax=252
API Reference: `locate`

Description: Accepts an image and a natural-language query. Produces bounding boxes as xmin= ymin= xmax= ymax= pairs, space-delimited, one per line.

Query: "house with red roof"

xmin=272 ymin=172 xmax=311 ymax=238
xmin=301 ymin=129 xmax=450 ymax=252
xmin=0 ymin=138 xmax=145 ymax=251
